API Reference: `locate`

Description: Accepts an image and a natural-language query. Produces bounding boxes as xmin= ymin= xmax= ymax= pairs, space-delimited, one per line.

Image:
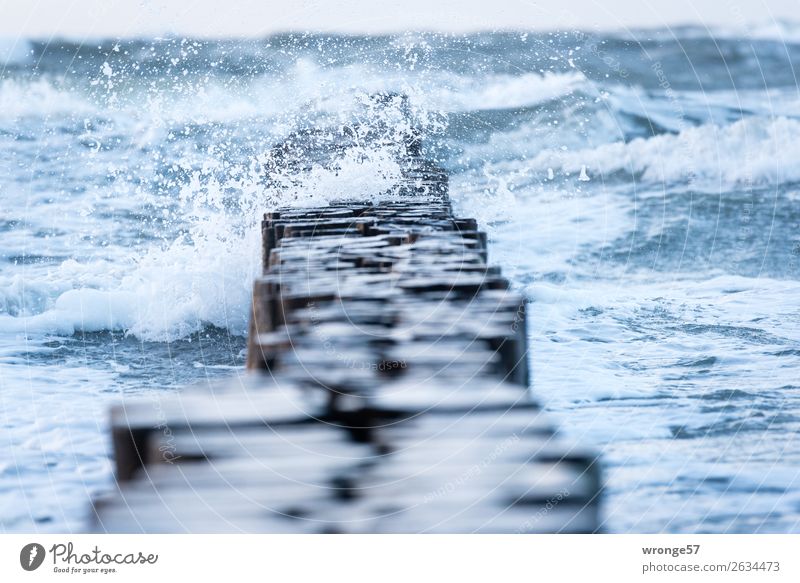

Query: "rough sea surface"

xmin=1 ymin=27 xmax=799 ymax=532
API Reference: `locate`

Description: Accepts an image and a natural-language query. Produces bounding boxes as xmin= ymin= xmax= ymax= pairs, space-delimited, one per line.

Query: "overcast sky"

xmin=1 ymin=0 xmax=799 ymax=38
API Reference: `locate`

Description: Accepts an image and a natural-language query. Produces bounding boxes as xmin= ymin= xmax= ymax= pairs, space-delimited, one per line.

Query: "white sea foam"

xmin=0 ymin=141 xmax=406 ymax=341
xmin=428 ymin=71 xmax=585 ymax=112
xmin=523 ymin=116 xmax=800 ymax=187
xmin=0 ymin=347 xmax=115 ymax=531
xmin=523 ymin=272 xmax=800 ymax=411
xmin=452 ymin=170 xmax=633 ymax=279
xmin=0 ymin=61 xmax=425 ymax=341
xmin=0 ymin=60 xmax=585 ymax=128
xmin=0 ymin=78 xmax=96 ymax=119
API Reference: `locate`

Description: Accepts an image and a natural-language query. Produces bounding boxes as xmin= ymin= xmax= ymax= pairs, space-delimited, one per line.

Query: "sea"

xmin=1 ymin=25 xmax=800 ymax=533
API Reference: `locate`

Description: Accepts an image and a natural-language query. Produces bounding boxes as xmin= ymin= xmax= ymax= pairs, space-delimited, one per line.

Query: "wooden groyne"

xmin=92 ymin=112 xmax=601 ymax=533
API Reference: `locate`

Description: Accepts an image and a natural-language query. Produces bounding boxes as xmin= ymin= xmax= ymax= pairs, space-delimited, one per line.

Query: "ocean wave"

xmin=0 ymin=76 xmax=284 ymax=124
xmin=0 ymin=78 xmax=97 ymax=119
xmin=0 ymin=61 xmax=586 ymax=125
xmin=0 ymin=141 xmax=406 ymax=341
xmin=521 ymin=116 xmax=800 ymax=187
xmin=0 ymin=64 xmax=424 ymax=342
xmin=428 ymin=71 xmax=585 ymax=112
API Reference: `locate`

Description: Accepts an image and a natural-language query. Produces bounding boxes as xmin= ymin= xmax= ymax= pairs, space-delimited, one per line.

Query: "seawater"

xmin=1 ymin=28 xmax=800 ymax=532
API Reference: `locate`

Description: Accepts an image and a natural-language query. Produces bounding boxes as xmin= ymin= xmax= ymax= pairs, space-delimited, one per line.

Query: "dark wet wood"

xmin=94 ymin=113 xmax=601 ymax=533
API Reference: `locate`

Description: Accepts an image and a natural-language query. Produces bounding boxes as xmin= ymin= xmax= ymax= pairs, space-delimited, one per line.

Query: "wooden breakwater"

xmin=92 ymin=116 xmax=601 ymax=533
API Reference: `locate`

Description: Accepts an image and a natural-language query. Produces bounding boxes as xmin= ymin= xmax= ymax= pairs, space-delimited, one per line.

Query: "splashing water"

xmin=0 ymin=70 xmax=432 ymax=341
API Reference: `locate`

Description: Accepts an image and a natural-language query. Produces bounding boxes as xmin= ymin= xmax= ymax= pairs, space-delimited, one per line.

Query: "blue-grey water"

xmin=1 ymin=28 xmax=799 ymax=533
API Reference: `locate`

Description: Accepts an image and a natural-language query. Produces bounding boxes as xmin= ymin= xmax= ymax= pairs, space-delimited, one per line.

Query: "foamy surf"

xmin=487 ymin=115 xmax=800 ymax=188
xmin=0 ymin=143 xmax=407 ymax=341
